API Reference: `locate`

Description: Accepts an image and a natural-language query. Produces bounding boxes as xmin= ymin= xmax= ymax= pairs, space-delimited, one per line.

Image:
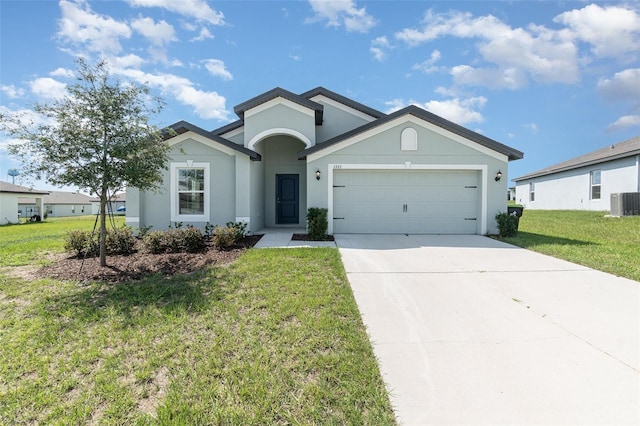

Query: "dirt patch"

xmin=37 ymin=235 xmax=262 ymax=283
xmin=291 ymin=234 xmax=335 ymax=242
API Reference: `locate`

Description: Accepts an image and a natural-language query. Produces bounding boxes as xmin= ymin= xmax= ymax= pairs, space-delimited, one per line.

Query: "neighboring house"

xmin=91 ymin=192 xmax=126 ymax=215
xmin=514 ymin=136 xmax=640 ymax=211
xmin=19 ymin=191 xmax=93 ymax=217
xmin=127 ymin=87 xmax=523 ymax=235
xmin=0 ymin=181 xmax=48 ymax=224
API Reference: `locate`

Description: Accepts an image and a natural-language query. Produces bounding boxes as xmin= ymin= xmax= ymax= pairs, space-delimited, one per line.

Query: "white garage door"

xmin=333 ymin=169 xmax=480 ymax=234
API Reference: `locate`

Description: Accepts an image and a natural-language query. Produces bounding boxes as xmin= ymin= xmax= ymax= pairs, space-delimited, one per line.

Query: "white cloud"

xmin=423 ymin=97 xmax=486 ymax=124
xmin=413 ymin=49 xmax=442 ymax=74
xmin=126 ymin=0 xmax=225 ymax=26
xmin=30 ymin=78 xmax=67 ymax=100
xmin=131 ymin=16 xmax=176 ymax=46
xmin=597 ymin=68 xmax=640 ymax=104
xmin=190 ymin=27 xmax=214 ymax=42
xmin=523 ymin=122 xmax=539 ymax=134
xmin=395 ymin=9 xmax=579 ymax=88
xmin=57 ymin=0 xmax=132 ymax=53
xmin=202 ymin=59 xmax=233 ymax=81
xmin=554 ymin=4 xmax=640 ymax=60
xmin=306 ymin=0 xmax=376 ymax=33
xmin=1 ymin=85 xmax=25 ymax=99
xmin=606 ymin=115 xmax=640 ymax=132
xmin=114 ymin=68 xmax=230 ymax=120
xmin=49 ymin=67 xmax=75 ymax=78
xmin=108 ymin=53 xmax=146 ymax=69
xmin=385 ymin=96 xmax=486 ymax=125
xmin=370 ymin=36 xmax=390 ymax=61
xmin=451 ymin=65 xmax=528 ymax=90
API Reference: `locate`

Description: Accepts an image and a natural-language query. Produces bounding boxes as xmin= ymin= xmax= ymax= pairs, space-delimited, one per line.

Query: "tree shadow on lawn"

xmin=41 ymin=267 xmax=236 ymax=325
xmin=503 ymin=231 xmax=596 ymax=249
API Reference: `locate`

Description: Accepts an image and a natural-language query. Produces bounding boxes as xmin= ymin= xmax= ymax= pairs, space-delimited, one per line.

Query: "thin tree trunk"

xmin=99 ymin=187 xmax=108 ymax=267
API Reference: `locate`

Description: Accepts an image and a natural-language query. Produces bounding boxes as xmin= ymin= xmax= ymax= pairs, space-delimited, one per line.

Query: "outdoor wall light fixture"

xmin=495 ymin=170 xmax=503 ymax=182
xmin=316 ymin=170 xmax=321 ymax=180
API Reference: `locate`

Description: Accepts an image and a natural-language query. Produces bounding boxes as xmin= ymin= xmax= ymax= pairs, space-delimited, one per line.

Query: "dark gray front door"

xmin=276 ymin=174 xmax=299 ymax=224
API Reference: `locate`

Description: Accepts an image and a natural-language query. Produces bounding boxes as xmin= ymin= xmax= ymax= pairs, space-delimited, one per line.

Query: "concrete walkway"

xmin=336 ymin=234 xmax=640 ymax=425
xmin=253 ymin=228 xmax=336 ymax=248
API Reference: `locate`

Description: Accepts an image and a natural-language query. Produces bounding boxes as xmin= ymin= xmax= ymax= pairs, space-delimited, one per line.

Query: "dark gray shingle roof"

xmin=166 ymin=121 xmax=261 ymax=161
xmin=233 ymin=87 xmax=324 ymax=125
xmin=300 ymin=87 xmax=385 ymax=119
xmin=513 ymin=135 xmax=640 ymax=181
xmin=298 ymin=105 xmax=524 ymax=161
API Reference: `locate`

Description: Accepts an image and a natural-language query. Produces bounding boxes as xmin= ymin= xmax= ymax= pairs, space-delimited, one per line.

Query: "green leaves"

xmin=0 ymin=58 xmax=171 ymax=266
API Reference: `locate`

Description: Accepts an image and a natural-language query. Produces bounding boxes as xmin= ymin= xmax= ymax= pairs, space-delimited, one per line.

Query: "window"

xmin=171 ymin=162 xmax=210 ymax=222
xmin=529 ymin=182 xmax=535 ymax=202
xmin=590 ymin=170 xmax=601 ymax=200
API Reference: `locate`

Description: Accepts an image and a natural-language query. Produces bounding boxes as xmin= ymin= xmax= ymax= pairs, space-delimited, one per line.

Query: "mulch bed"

xmin=38 ymin=235 xmax=263 ymax=283
xmin=291 ymin=234 xmax=335 ymax=241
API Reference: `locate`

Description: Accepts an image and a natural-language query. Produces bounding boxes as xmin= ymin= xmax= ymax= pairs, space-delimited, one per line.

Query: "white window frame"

xmin=529 ymin=182 xmax=535 ymax=202
xmin=170 ymin=162 xmax=210 ymax=222
xmin=590 ymin=170 xmax=601 ymax=200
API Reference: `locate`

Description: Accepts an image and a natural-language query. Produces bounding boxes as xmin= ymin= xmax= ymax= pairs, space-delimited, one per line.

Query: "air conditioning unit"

xmin=610 ymin=192 xmax=640 ymax=216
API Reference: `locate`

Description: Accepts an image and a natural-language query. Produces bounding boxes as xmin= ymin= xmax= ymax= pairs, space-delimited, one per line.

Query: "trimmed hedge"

xmin=141 ymin=227 xmax=206 ymax=254
xmin=64 ymin=226 xmax=136 ymax=257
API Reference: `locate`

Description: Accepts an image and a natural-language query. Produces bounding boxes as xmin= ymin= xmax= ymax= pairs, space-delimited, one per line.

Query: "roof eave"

xmin=513 ymin=149 xmax=640 ymax=181
xmin=166 ymin=121 xmax=261 ymax=161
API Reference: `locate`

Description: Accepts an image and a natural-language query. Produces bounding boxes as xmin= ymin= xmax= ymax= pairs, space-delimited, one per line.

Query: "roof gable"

xmin=166 ymin=121 xmax=261 ymax=160
xmin=299 ymin=105 xmax=524 ymax=161
xmin=300 ymin=87 xmax=385 ymax=120
xmin=233 ymin=87 xmax=323 ymax=125
xmin=514 ymin=135 xmax=640 ymax=181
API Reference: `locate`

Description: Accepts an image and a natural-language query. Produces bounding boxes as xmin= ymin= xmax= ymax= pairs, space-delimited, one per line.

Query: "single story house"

xmin=513 ymin=136 xmax=640 ymax=211
xmin=0 ymin=181 xmax=48 ymax=225
xmin=127 ymin=87 xmax=523 ymax=235
xmin=90 ymin=192 xmax=126 ymax=215
xmin=19 ymin=191 xmax=93 ymax=217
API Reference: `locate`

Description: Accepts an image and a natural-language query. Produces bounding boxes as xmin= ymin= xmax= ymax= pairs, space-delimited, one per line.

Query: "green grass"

xmin=0 ymin=220 xmax=395 ymax=424
xmin=0 ymin=216 xmax=124 ymax=267
xmin=500 ymin=210 xmax=640 ymax=282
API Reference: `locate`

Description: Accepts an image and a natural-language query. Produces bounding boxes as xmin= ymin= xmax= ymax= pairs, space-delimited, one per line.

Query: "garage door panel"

xmin=333 ymin=169 xmax=480 ymax=234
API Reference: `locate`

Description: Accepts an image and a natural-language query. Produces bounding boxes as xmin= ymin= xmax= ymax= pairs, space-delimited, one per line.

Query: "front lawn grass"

xmin=500 ymin=210 xmax=640 ymax=282
xmin=0 ymin=215 xmax=123 ymax=267
xmin=0 ymin=221 xmax=395 ymax=424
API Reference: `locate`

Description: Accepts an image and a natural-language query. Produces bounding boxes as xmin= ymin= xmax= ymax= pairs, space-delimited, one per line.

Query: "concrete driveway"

xmin=335 ymin=234 xmax=639 ymax=425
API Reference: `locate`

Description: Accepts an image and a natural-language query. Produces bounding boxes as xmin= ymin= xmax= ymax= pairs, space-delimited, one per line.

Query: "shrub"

xmin=141 ymin=227 xmax=206 ymax=253
xmin=64 ymin=230 xmax=99 ymax=257
xmin=495 ymin=212 xmax=519 ymax=238
xmin=106 ymin=226 xmax=136 ymax=255
xmin=225 ymin=221 xmax=247 ymax=240
xmin=307 ymin=207 xmax=328 ymax=240
xmin=177 ymin=226 xmax=206 ymax=253
xmin=141 ymin=230 xmax=167 ymax=254
xmin=65 ymin=226 xmax=135 ymax=256
xmin=212 ymin=226 xmax=238 ymax=249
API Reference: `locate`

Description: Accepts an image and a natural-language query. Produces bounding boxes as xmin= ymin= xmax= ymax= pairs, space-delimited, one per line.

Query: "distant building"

xmin=19 ymin=191 xmax=93 ymax=217
xmin=0 ymin=181 xmax=48 ymax=224
xmin=90 ymin=192 xmax=126 ymax=215
xmin=514 ymin=136 xmax=640 ymax=211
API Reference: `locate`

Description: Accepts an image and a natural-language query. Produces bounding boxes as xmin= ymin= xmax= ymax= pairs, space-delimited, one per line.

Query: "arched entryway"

xmin=252 ymin=133 xmax=308 ymax=227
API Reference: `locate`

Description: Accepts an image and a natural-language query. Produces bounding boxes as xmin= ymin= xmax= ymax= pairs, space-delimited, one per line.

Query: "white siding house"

xmin=19 ymin=191 xmax=93 ymax=217
xmin=513 ymin=136 xmax=640 ymax=211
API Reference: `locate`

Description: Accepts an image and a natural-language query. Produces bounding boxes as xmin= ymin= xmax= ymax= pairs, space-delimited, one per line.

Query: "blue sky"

xmin=1 ymin=0 xmax=639 ymax=192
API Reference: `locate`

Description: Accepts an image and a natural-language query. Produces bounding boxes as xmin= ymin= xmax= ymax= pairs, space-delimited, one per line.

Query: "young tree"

xmin=0 ymin=59 xmax=171 ymax=267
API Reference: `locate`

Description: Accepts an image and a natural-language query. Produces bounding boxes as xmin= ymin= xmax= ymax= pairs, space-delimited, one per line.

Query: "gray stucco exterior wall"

xmin=306 ymin=119 xmax=508 ymax=235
